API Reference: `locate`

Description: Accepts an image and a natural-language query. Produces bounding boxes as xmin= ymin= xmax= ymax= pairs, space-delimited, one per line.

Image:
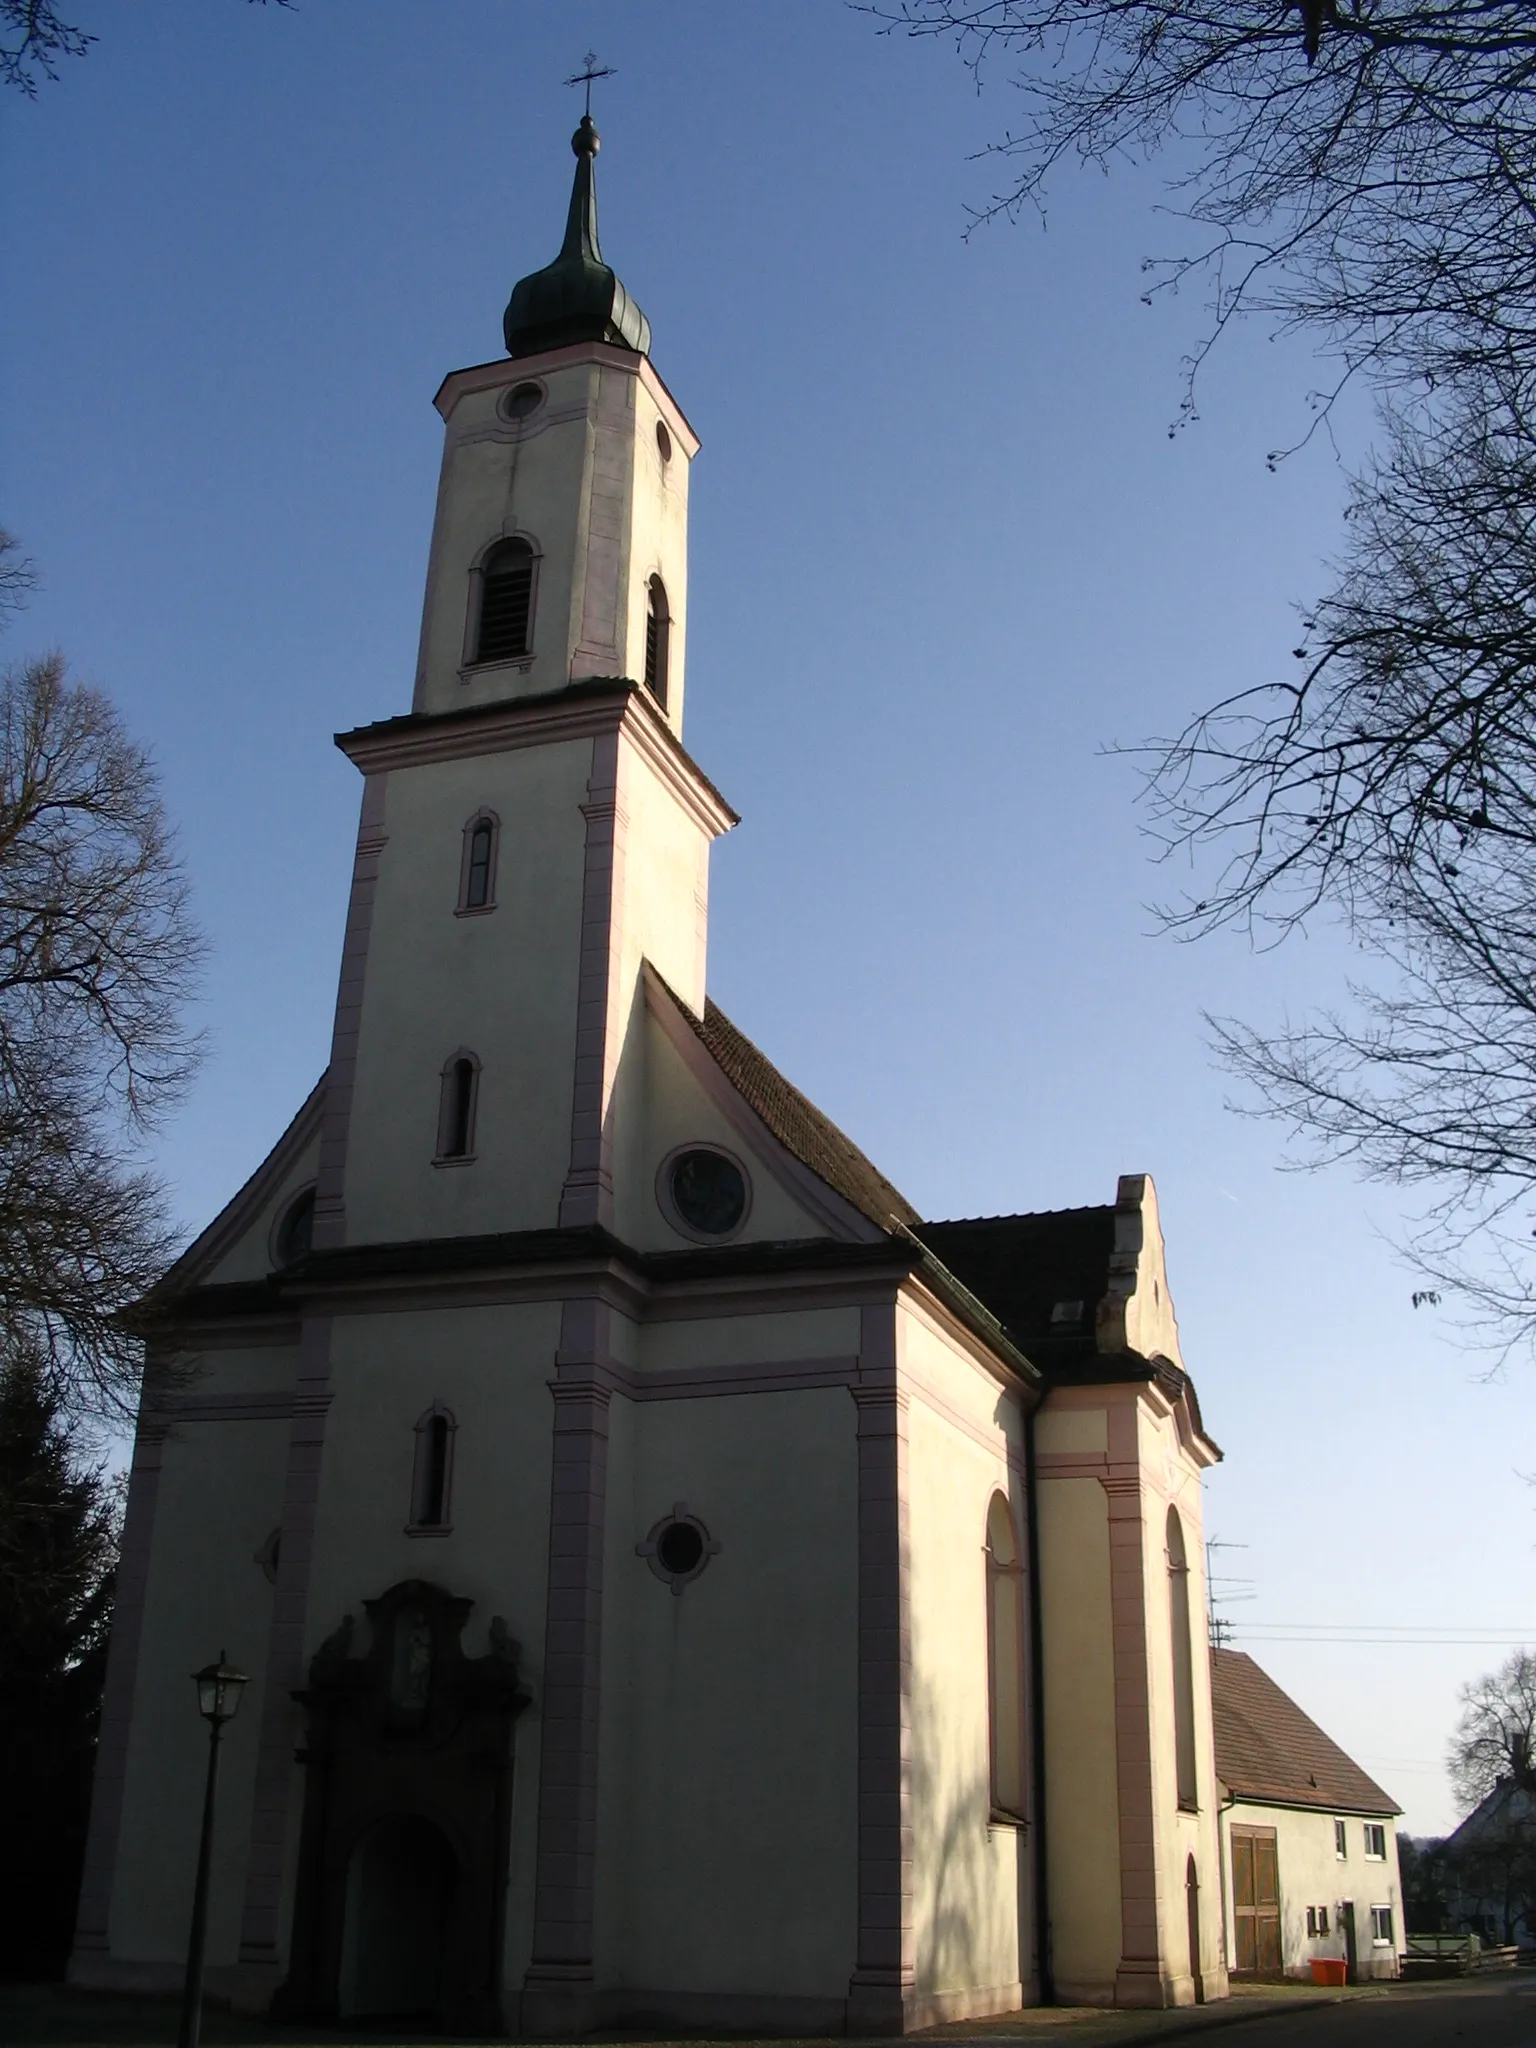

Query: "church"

xmin=70 ymin=113 xmax=1231 ymax=2034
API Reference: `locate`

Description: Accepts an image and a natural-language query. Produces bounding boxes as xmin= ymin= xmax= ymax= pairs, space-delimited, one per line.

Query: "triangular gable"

xmin=153 ymin=1073 xmax=328 ymax=1297
xmin=644 ymin=966 xmax=912 ymax=1244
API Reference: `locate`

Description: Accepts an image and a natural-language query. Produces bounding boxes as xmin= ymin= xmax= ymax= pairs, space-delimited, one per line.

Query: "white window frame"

xmin=1334 ymin=1818 xmax=1348 ymax=1859
xmin=1363 ymin=1822 xmax=1387 ymax=1861
xmin=1370 ymin=1905 xmax=1394 ymax=1946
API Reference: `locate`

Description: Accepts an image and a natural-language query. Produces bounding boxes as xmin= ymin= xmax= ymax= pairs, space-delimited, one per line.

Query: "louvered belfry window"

xmin=475 ymin=538 xmax=535 ymax=664
xmin=644 ymin=574 xmax=670 ymax=708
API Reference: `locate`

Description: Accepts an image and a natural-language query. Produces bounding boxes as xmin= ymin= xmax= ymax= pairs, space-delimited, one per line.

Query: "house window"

xmin=1364 ymin=1823 xmax=1386 ymax=1860
xmin=457 ymin=810 xmax=500 ymax=913
xmin=985 ymin=1492 xmax=1027 ymax=1822
xmin=1335 ymin=1818 xmax=1348 ymax=1859
xmin=473 ymin=537 xmax=536 ymax=665
xmin=1370 ymin=1905 xmax=1394 ymax=1945
xmin=435 ymin=1051 xmax=480 ymax=1162
xmin=644 ymin=575 xmax=670 ymax=709
xmin=408 ymin=1404 xmax=456 ymax=1532
xmin=1318 ymin=1906 xmax=1329 ymax=1935
xmin=1306 ymin=1907 xmax=1318 ymax=1938
xmin=1167 ymin=1506 xmax=1198 ymax=1810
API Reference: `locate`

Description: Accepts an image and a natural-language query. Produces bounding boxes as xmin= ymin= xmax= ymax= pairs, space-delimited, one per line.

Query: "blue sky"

xmin=6 ymin=0 xmax=1527 ymax=1835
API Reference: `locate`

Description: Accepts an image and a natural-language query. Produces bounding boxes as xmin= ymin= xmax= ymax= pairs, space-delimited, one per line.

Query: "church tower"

xmin=314 ymin=111 xmax=733 ymax=1259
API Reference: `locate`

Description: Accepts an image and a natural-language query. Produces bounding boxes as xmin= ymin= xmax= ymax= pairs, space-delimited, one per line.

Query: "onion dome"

xmin=503 ymin=115 xmax=651 ymax=360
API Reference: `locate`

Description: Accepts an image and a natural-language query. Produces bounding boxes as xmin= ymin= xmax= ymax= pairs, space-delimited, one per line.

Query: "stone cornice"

xmin=432 ymin=342 xmax=701 ymax=457
xmin=334 ymin=680 xmax=738 ymax=840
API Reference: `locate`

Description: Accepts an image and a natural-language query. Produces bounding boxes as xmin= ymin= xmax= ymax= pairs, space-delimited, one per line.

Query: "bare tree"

xmin=0 ymin=548 xmax=202 ymax=1423
xmin=1450 ymin=1651 xmax=1536 ymax=1809
xmin=880 ymin=3 xmax=1536 ymax=1339
xmin=874 ymin=2 xmax=1536 ymax=422
xmin=3 ymin=0 xmax=290 ymax=97
xmin=1133 ymin=369 xmax=1536 ymax=1333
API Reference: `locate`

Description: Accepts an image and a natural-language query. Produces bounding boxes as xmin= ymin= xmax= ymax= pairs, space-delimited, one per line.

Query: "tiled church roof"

xmin=914 ymin=1207 xmax=1118 ymax=1354
xmin=691 ymin=1000 xmax=922 ymax=1234
xmin=1211 ymin=1649 xmax=1400 ymax=1816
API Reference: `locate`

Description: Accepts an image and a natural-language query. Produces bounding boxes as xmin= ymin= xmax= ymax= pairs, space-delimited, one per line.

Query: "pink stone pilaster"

xmin=521 ymin=1299 xmax=613 ymax=2033
xmin=847 ymin=1301 xmax=914 ymax=2034
xmin=558 ymin=734 xmax=630 ymax=1230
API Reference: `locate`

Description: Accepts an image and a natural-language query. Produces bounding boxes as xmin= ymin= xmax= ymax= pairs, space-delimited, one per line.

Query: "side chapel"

xmin=70 ymin=115 xmax=1231 ymax=2033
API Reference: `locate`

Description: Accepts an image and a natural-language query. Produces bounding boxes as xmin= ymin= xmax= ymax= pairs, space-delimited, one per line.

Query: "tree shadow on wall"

xmin=909 ymin=1666 xmax=1032 ymax=2003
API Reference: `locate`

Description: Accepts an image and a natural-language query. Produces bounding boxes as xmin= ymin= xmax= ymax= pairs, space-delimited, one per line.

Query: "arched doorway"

xmin=1186 ymin=1854 xmax=1204 ymax=2003
xmin=338 ymin=1815 xmax=457 ymax=2020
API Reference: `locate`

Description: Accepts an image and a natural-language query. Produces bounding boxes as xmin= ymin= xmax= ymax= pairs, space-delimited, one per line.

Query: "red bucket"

xmin=1311 ymin=1958 xmax=1348 ymax=1987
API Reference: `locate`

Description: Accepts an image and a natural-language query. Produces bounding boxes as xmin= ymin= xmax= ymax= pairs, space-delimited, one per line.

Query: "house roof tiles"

xmin=1212 ymin=1648 xmax=1400 ymax=1817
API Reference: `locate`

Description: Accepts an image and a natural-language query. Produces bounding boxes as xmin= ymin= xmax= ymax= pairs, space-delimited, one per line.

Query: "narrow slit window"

xmin=985 ymin=1492 xmax=1028 ymax=1821
xmin=436 ymin=1051 xmax=479 ymax=1161
xmin=1168 ymin=1506 xmax=1199 ymax=1810
xmin=644 ymin=575 xmax=670 ymax=709
xmin=457 ymin=810 xmax=500 ymax=913
xmin=474 ymin=538 xmax=535 ymax=665
xmin=409 ymin=1404 xmax=456 ymax=1532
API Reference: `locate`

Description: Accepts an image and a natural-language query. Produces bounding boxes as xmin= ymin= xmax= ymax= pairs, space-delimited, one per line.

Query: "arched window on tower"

xmin=435 ymin=1050 xmax=480 ymax=1163
xmin=1167 ymin=1505 xmax=1199 ymax=1810
xmin=457 ymin=809 xmax=500 ymax=913
xmin=409 ymin=1403 xmax=456 ymax=1532
xmin=644 ymin=575 xmax=670 ymax=709
xmin=986 ymin=1491 xmax=1028 ymax=1821
xmin=473 ymin=537 xmax=536 ymax=666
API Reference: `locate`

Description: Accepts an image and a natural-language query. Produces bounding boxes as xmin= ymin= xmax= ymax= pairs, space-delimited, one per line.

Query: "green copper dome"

xmin=503 ymin=116 xmax=651 ymax=360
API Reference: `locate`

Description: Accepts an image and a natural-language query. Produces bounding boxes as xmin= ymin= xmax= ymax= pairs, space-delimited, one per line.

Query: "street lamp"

xmin=177 ymin=1652 xmax=248 ymax=2048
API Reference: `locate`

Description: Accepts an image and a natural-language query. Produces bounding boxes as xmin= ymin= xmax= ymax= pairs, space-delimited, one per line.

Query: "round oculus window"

xmin=655 ymin=418 xmax=673 ymax=463
xmin=656 ymin=1520 xmax=704 ymax=1575
xmin=667 ymin=1147 xmax=748 ymax=1238
xmin=500 ymin=380 xmax=544 ymax=422
xmin=638 ymin=1505 xmax=718 ymax=1592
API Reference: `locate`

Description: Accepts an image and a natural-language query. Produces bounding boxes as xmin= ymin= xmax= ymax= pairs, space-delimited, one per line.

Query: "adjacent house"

xmin=1212 ymin=1649 xmax=1404 ymax=1981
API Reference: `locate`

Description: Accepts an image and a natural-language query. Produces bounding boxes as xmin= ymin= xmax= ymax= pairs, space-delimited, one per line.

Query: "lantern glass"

xmin=192 ymin=1654 xmax=249 ymax=1725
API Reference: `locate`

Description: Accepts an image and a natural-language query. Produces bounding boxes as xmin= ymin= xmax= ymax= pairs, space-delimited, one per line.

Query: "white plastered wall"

xmin=108 ymin=1392 xmax=294 ymax=1966
xmin=595 ymin=1363 xmax=859 ymax=2005
xmin=341 ymin=742 xmax=590 ymax=1243
xmin=901 ymin=1296 xmax=1034 ymax=2011
xmin=1220 ymin=1804 xmax=1402 ymax=1981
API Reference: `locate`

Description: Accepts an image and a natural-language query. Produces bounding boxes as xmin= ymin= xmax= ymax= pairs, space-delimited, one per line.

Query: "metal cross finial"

xmin=565 ymin=50 xmax=616 ymax=117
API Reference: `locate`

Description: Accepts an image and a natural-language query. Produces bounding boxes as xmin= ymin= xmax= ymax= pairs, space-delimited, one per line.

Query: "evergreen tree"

xmin=0 ymin=1353 xmax=118 ymax=1979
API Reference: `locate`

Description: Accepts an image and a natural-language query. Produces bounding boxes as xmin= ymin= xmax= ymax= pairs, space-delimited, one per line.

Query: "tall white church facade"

xmin=71 ymin=118 xmax=1231 ymax=2033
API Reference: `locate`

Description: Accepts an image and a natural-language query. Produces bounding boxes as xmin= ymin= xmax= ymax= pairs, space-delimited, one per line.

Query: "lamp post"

xmin=177 ymin=1652 xmax=248 ymax=2048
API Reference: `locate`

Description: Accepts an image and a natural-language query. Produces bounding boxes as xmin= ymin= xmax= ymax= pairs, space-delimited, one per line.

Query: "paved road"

xmin=1162 ymin=1980 xmax=1536 ymax=2048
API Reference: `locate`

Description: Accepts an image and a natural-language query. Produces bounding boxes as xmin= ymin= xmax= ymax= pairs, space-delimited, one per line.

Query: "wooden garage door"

xmin=1231 ymin=1826 xmax=1281 ymax=1974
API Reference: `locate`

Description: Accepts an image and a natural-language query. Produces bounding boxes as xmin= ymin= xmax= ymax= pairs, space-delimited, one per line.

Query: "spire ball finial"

xmin=572 ymin=112 xmax=600 ymax=157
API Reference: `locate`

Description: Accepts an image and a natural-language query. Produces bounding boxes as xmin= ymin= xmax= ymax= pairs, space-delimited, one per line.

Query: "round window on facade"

xmin=637 ymin=1503 xmax=719 ymax=1595
xmin=273 ymin=1185 xmax=316 ymax=1268
xmin=655 ymin=418 xmax=673 ymax=463
xmin=661 ymin=1144 xmax=749 ymax=1241
xmin=500 ymin=380 xmax=544 ymax=423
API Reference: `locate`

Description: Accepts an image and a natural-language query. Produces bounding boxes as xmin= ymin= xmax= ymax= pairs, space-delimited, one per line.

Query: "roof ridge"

xmin=922 ymin=1203 xmax=1117 ymax=1227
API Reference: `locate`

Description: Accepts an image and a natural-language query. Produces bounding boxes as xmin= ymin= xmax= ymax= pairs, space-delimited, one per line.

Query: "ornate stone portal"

xmin=278 ymin=1580 xmax=529 ymax=2029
